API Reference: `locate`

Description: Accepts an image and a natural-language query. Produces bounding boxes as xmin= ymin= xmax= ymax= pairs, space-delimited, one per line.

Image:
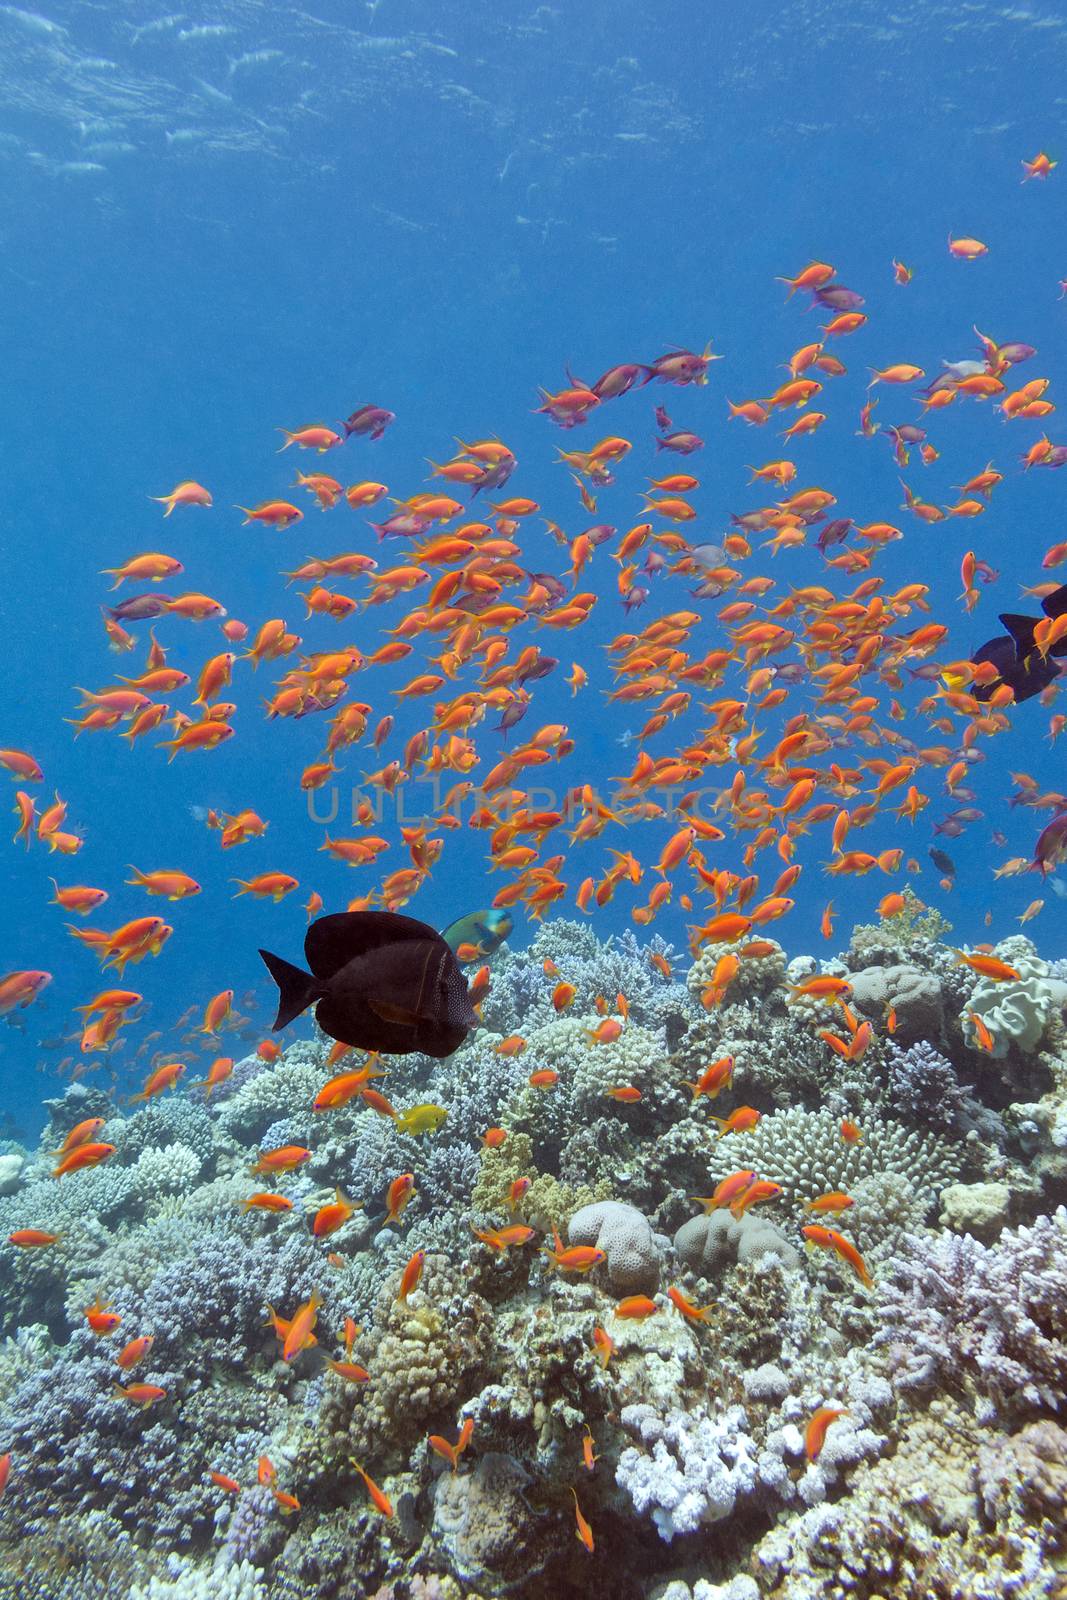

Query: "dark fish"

xmin=814 ymin=285 xmax=865 ymax=311
xmin=343 ymin=405 xmax=395 ymax=441
xmin=895 ymin=424 xmax=926 ymax=443
xmin=453 ymin=593 xmax=499 ymax=615
xmin=929 ymin=847 xmax=956 ymax=877
xmin=646 ymin=349 xmax=712 ymax=384
xmin=260 ymin=911 xmax=475 ymax=1059
xmin=970 ymin=634 xmax=1057 ymax=704
xmin=622 ymin=586 xmax=649 ymax=612
xmin=655 ymin=431 xmax=704 ymax=455
xmin=971 ymin=582 xmax=1067 ymax=704
xmin=495 ymin=696 xmax=531 ymax=737
xmin=529 ymin=573 xmax=568 ymax=605
xmin=691 ymin=578 xmax=729 ymax=600
xmin=582 ymin=524 xmax=616 ymax=547
xmin=107 ymin=594 xmax=172 ymax=622
xmin=514 ymin=651 xmax=557 ymax=684
xmin=654 ymin=405 xmax=673 ymax=432
xmin=816 ymin=518 xmax=853 ymax=552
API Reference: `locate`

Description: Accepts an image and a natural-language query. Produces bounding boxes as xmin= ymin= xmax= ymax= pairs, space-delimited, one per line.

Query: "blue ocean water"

xmin=1 ymin=0 xmax=1065 ymax=1134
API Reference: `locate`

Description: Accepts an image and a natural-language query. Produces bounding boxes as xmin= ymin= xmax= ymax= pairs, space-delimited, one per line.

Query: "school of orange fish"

xmin=1 ymin=154 xmax=1066 ymax=1540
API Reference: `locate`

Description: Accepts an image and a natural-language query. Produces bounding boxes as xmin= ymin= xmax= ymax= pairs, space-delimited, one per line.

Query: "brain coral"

xmin=431 ymin=1450 xmax=551 ymax=1594
xmin=674 ymin=1209 xmax=800 ymax=1275
xmin=567 ymin=1200 xmax=663 ymax=1294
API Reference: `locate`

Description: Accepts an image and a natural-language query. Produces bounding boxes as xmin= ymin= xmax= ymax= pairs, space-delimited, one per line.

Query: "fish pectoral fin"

xmin=365 ymin=997 xmax=423 ymax=1027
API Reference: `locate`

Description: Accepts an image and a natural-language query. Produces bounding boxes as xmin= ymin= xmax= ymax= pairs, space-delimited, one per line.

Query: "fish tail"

xmin=258 ymin=948 xmax=322 ymax=1031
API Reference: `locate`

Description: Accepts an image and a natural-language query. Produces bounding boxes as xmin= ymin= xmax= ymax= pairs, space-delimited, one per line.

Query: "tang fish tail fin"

xmin=259 ymin=948 xmax=322 ymax=1030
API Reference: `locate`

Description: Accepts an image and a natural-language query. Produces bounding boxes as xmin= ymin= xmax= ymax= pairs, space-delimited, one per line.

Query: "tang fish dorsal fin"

xmin=998 ymin=612 xmax=1037 ymax=650
xmin=303 ymin=910 xmax=440 ymax=980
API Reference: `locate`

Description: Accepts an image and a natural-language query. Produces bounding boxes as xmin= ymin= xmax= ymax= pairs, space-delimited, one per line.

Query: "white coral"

xmin=133 ymin=1141 xmax=202 ymax=1197
xmin=616 ymin=1402 xmax=758 ymax=1541
xmin=131 ymin=1556 xmax=265 ymax=1600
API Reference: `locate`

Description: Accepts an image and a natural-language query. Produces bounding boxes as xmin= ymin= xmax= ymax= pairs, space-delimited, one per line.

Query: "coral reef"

xmin=0 ymin=919 xmax=1064 ymax=1598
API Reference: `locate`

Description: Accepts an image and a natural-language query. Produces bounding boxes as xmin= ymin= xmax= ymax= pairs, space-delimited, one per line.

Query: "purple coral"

xmin=880 ymin=1040 xmax=969 ymax=1130
xmin=875 ymin=1206 xmax=1067 ymax=1418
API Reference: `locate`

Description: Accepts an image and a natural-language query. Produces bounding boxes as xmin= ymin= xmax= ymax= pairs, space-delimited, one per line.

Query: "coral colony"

xmin=0 ymin=911 xmax=1065 ymax=1597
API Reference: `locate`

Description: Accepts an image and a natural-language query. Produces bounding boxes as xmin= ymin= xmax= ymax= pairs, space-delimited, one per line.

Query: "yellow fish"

xmin=395 ymin=1103 xmax=449 ymax=1137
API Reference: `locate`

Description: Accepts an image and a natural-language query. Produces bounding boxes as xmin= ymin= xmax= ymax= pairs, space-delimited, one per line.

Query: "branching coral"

xmin=875 ymin=1206 xmax=1067 ymax=1418
xmin=702 ymin=1106 xmax=961 ymax=1236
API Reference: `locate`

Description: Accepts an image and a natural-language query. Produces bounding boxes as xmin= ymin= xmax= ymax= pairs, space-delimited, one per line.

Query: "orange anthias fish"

xmin=690 ymin=1170 xmax=757 ymax=1213
xmin=801 ymin=1225 xmax=873 ymax=1287
xmin=53 ymin=1142 xmax=116 ymax=1178
xmin=311 ymin=1188 xmax=361 ymax=1237
xmin=397 ymin=1249 xmax=426 ymax=1300
xmin=667 ymin=1285 xmax=715 ymax=1324
xmin=805 ymin=1406 xmax=848 ymax=1460
xmin=683 ymin=1055 xmax=734 ymax=1100
xmin=541 ymin=1231 xmax=606 ymax=1274
xmin=571 ymin=1487 xmax=594 ymax=1553
xmin=614 ymin=1295 xmax=658 ymax=1319
xmin=428 ymin=1418 xmax=474 ymax=1473
xmin=151 ymin=481 xmax=212 ymax=516
xmin=730 ymin=1179 xmax=782 ymax=1217
xmin=116 ymin=1334 xmax=154 ymax=1370
xmin=112 ymin=1383 xmax=166 ymax=1410
xmin=83 ymin=1297 xmax=122 ymax=1335
xmin=252 ymin=1146 xmax=311 ymax=1175
xmin=281 ymin=1290 xmax=322 ymax=1362
xmin=351 ymin=1461 xmax=394 ymax=1518
xmin=384 ymin=1173 xmax=415 ymax=1224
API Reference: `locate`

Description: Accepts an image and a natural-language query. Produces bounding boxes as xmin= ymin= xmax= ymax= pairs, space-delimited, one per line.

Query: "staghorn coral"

xmin=0 ymin=1324 xmax=54 ymax=1406
xmin=213 ymin=1051 xmax=326 ymax=1144
xmin=878 ymin=1038 xmax=970 ymax=1130
xmin=133 ymin=1141 xmax=203 ymax=1201
xmin=977 ymin=1418 xmax=1067 ymax=1529
xmin=752 ymin=1392 xmax=1063 ymax=1599
xmin=130 ymin=1556 xmax=267 ymax=1600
